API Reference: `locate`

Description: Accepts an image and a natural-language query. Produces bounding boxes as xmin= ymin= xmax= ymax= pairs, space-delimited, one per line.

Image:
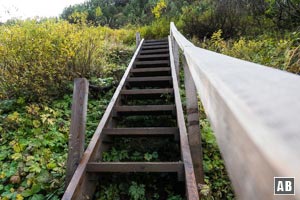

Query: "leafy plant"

xmin=167 ymin=195 xmax=183 ymax=200
xmin=98 ymin=184 xmax=120 ymax=200
xmin=128 ymin=182 xmax=145 ymax=200
xmin=0 ymin=19 xmax=134 ymax=101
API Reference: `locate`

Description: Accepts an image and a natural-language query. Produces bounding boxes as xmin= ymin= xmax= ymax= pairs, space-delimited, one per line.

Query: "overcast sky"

xmin=0 ymin=0 xmax=87 ymax=22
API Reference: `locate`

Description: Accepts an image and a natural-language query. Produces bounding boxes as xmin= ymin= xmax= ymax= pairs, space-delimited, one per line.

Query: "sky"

xmin=0 ymin=0 xmax=87 ymax=22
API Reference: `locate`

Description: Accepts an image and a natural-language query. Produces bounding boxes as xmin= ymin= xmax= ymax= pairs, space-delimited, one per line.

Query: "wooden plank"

xmin=127 ymin=76 xmax=172 ymax=82
xmin=139 ymin=49 xmax=169 ymax=55
xmin=142 ymin=45 xmax=169 ymax=50
xmin=65 ymin=78 xmax=89 ymax=188
xmin=115 ymin=105 xmax=175 ymax=115
xmin=131 ymin=67 xmax=170 ymax=73
xmin=171 ymin=22 xmax=300 ymax=199
xmin=86 ymin=162 xmax=184 ymax=172
xmin=144 ymin=39 xmax=168 ymax=43
xmin=168 ymin=36 xmax=199 ymax=200
xmin=121 ymin=89 xmax=174 ymax=100
xmin=126 ymin=76 xmax=173 ymax=88
xmin=183 ymin=57 xmax=204 ymax=184
xmin=62 ymin=39 xmax=145 ymax=200
xmin=137 ymin=54 xmax=169 ymax=59
xmin=103 ymin=127 xmax=179 ymax=136
xmin=143 ymin=42 xmax=168 ymax=46
xmin=126 ymin=81 xmax=172 ymax=88
xmin=121 ymin=88 xmax=173 ymax=95
xmin=135 ymin=60 xmax=169 ymax=66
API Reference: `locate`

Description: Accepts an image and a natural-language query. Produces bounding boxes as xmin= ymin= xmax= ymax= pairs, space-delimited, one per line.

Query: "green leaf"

xmin=144 ymin=153 xmax=152 ymax=161
xmin=31 ymin=194 xmax=44 ymax=200
xmin=37 ymin=170 xmax=50 ymax=183
xmin=31 ymin=184 xmax=41 ymax=194
xmin=22 ymin=189 xmax=33 ymax=197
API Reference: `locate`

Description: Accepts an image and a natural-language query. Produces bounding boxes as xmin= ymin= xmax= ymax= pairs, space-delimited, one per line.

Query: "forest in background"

xmin=0 ymin=0 xmax=300 ymax=199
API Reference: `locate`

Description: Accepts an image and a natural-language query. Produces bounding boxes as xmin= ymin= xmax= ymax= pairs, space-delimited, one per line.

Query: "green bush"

xmin=200 ymin=30 xmax=300 ymax=73
xmin=0 ymin=19 xmax=135 ymax=101
xmin=139 ymin=18 xmax=170 ymax=39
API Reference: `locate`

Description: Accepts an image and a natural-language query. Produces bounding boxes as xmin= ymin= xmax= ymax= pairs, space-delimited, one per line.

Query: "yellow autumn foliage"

xmin=0 ymin=19 xmax=135 ymax=101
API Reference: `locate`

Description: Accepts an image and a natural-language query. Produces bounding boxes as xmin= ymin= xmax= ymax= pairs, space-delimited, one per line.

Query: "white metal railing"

xmin=170 ymin=22 xmax=300 ymax=199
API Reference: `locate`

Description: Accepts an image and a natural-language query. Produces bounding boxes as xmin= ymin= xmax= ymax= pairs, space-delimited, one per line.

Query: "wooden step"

xmin=121 ymin=88 xmax=173 ymax=95
xmin=127 ymin=76 xmax=172 ymax=82
xmin=144 ymin=39 xmax=168 ymax=43
xmin=86 ymin=162 xmax=183 ymax=172
xmin=126 ymin=76 xmax=172 ymax=88
xmin=137 ymin=54 xmax=169 ymax=59
xmin=121 ymin=88 xmax=174 ymax=99
xmin=103 ymin=127 xmax=179 ymax=136
xmin=130 ymin=67 xmax=171 ymax=77
xmin=143 ymin=42 xmax=168 ymax=46
xmin=135 ymin=60 xmax=169 ymax=66
xmin=139 ymin=49 xmax=169 ymax=55
xmin=131 ymin=67 xmax=170 ymax=73
xmin=115 ymin=105 xmax=175 ymax=115
xmin=142 ymin=45 xmax=169 ymax=50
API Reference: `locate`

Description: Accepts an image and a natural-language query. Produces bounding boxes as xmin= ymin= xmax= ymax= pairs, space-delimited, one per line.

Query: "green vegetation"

xmin=0 ymin=93 xmax=113 ymax=199
xmin=0 ymin=20 xmax=134 ymax=199
xmin=0 ymin=20 xmax=134 ymax=101
xmin=60 ymin=0 xmax=300 ymax=38
xmin=1 ymin=0 xmax=300 ymax=199
xmin=198 ymin=30 xmax=300 ymax=74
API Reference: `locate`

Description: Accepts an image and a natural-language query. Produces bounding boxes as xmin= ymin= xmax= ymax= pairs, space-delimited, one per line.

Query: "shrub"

xmin=0 ymin=19 xmax=135 ymax=101
xmin=200 ymin=30 xmax=300 ymax=73
xmin=139 ymin=17 xmax=170 ymax=39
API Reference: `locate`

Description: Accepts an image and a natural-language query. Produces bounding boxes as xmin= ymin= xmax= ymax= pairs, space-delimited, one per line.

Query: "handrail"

xmin=170 ymin=22 xmax=300 ymax=199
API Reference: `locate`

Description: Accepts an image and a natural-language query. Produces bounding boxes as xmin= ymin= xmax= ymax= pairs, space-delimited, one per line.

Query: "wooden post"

xmin=136 ymin=32 xmax=141 ymax=48
xmin=65 ymin=78 xmax=89 ymax=188
xmin=183 ymin=56 xmax=204 ymax=185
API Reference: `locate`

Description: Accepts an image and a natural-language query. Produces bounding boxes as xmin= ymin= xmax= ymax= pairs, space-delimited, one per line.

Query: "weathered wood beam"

xmin=65 ymin=78 xmax=89 ymax=188
xmin=168 ymin=36 xmax=199 ymax=200
xmin=86 ymin=162 xmax=184 ymax=173
xmin=183 ymin=57 xmax=204 ymax=184
xmin=102 ymin=127 xmax=179 ymax=136
xmin=171 ymin=22 xmax=300 ymax=199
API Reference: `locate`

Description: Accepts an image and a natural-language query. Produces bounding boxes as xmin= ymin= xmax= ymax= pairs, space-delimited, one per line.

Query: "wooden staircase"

xmin=63 ymin=38 xmax=199 ymax=199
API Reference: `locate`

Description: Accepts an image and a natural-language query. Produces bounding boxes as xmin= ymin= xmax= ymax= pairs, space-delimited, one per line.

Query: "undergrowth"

xmin=0 ymin=91 xmax=113 ymax=199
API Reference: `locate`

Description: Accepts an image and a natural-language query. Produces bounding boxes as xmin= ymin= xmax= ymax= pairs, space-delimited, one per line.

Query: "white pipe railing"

xmin=170 ymin=22 xmax=300 ymax=200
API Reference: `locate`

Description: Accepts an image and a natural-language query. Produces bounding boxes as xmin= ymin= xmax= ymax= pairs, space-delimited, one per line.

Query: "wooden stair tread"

xmin=142 ymin=45 xmax=169 ymax=50
xmin=127 ymin=76 xmax=172 ymax=82
xmin=86 ymin=161 xmax=183 ymax=172
xmin=115 ymin=105 xmax=175 ymax=116
xmin=103 ymin=127 xmax=179 ymax=136
xmin=137 ymin=54 xmax=169 ymax=59
xmin=115 ymin=105 xmax=175 ymax=112
xmin=135 ymin=60 xmax=169 ymax=66
xmin=121 ymin=89 xmax=174 ymax=99
xmin=144 ymin=39 xmax=168 ymax=43
xmin=131 ymin=67 xmax=170 ymax=73
xmin=126 ymin=77 xmax=172 ymax=88
xmin=139 ymin=49 xmax=169 ymax=55
xmin=121 ymin=88 xmax=173 ymax=95
xmin=143 ymin=42 xmax=168 ymax=46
